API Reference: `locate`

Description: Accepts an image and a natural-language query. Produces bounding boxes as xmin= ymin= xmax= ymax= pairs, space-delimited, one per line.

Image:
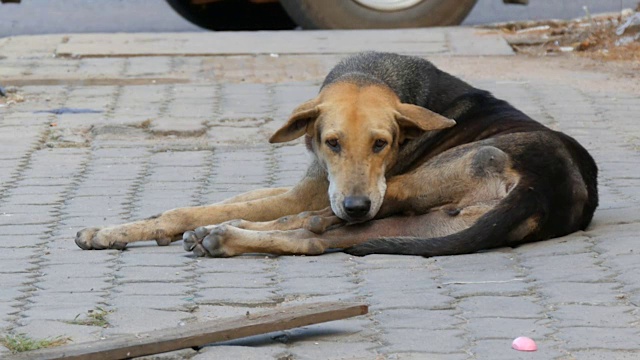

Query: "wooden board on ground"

xmin=8 ymin=302 xmax=369 ymax=360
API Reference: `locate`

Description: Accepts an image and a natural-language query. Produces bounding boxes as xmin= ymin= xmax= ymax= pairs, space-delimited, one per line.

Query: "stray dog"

xmin=75 ymin=52 xmax=598 ymax=257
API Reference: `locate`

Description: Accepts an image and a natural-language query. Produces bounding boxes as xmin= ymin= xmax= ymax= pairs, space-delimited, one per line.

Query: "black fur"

xmin=339 ymin=52 xmax=598 ymax=257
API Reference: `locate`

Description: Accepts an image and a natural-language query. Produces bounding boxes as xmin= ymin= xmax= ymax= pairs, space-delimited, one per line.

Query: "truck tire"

xmin=279 ymin=0 xmax=478 ymax=29
xmin=166 ymin=0 xmax=296 ymax=31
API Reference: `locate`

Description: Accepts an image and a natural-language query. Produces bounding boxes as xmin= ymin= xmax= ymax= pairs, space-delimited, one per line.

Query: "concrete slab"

xmin=53 ymin=28 xmax=513 ymax=58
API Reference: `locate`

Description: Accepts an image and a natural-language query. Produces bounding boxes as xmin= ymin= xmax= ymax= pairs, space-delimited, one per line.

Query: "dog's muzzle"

xmin=343 ymin=196 xmax=371 ymax=221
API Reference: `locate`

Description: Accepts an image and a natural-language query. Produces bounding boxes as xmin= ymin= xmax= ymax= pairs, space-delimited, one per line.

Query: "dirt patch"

xmin=0 ymin=86 xmax=25 ymax=107
xmin=488 ymin=6 xmax=640 ymax=64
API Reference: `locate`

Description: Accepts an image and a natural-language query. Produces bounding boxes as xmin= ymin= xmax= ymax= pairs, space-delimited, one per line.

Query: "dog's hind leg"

xmin=214 ymin=187 xmax=290 ymax=205
xmin=184 ymin=203 xmax=495 ymax=257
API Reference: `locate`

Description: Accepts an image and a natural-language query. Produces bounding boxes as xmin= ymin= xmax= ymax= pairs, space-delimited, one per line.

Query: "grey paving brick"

xmin=195 ymin=305 xmax=257 ymax=321
xmin=103 ymin=307 xmax=191 ymax=334
xmin=278 ymin=276 xmax=356 ymax=296
xmin=465 ymin=317 xmax=554 ymax=340
xmin=380 ymin=329 xmax=466 ymax=354
xmin=196 ymin=288 xmax=280 ymax=306
xmin=0 ymin=224 xmax=52 ymax=235
xmin=0 ymin=234 xmax=42 ymax=248
xmin=445 ymin=280 xmax=531 ymax=298
xmin=374 ymin=309 xmax=462 ymax=330
xmin=37 ymin=275 xmax=112 ymax=293
xmin=568 ymin=350 xmax=640 ymax=360
xmin=218 ymin=83 xmax=271 ymax=119
xmin=288 ymin=340 xmax=378 ymax=360
xmin=197 ymin=272 xmax=273 ymax=289
xmin=515 ymin=235 xmax=594 ymax=257
xmin=39 ymin=263 xmax=112 ymax=279
xmin=470 ymin=339 xmax=564 ymax=360
xmin=194 ymin=345 xmax=283 ymax=360
xmin=550 ymin=304 xmax=637 ymax=328
xmin=556 ymin=327 xmax=640 ymax=351
xmin=457 ymin=296 xmax=545 ymax=319
xmin=12 ymin=319 xmax=102 ymax=344
xmin=125 ymin=57 xmax=173 ymax=77
xmin=520 ymin=253 xmax=610 ymax=283
xmin=537 ymin=281 xmax=624 ymax=305
xmin=388 ymin=353 xmax=468 ymax=360
xmin=119 ymin=253 xmax=192 ymax=267
xmin=116 ymin=266 xmax=187 ymax=283
xmin=109 ymin=295 xmax=189 ymax=311
xmin=285 ymin=318 xmax=376 ymax=343
xmin=116 ymin=282 xmax=192 ymax=296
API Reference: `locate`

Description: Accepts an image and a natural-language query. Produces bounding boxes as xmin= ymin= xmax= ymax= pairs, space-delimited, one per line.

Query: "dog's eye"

xmin=373 ymin=139 xmax=388 ymax=153
xmin=325 ymin=139 xmax=340 ymax=152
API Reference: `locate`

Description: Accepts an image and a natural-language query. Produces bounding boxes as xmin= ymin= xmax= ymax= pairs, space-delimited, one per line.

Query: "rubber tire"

xmin=279 ymin=0 xmax=478 ymax=29
xmin=166 ymin=0 xmax=296 ymax=31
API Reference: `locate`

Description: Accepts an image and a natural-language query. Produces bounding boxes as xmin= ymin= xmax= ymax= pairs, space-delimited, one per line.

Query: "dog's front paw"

xmin=183 ymin=225 xmax=234 ymax=258
xmin=75 ymin=227 xmax=127 ymax=250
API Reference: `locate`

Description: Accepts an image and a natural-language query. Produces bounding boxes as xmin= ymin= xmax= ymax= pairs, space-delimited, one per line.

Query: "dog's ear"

xmin=395 ymin=103 xmax=456 ymax=139
xmin=269 ymin=98 xmax=321 ymax=143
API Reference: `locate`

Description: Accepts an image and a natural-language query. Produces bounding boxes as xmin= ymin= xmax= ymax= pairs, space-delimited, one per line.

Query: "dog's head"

xmin=269 ymin=82 xmax=455 ymax=223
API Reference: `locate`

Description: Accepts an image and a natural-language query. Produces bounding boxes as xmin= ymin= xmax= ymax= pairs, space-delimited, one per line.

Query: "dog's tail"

xmin=345 ymin=185 xmax=544 ymax=257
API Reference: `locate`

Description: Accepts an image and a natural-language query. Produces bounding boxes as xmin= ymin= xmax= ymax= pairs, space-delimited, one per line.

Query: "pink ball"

xmin=512 ymin=336 xmax=537 ymax=352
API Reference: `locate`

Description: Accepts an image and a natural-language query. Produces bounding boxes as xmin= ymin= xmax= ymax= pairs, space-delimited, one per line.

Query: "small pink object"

xmin=512 ymin=336 xmax=537 ymax=352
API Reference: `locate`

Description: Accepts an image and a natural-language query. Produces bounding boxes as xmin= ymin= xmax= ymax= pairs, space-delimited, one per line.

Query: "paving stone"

xmin=537 ymin=281 xmax=623 ymax=305
xmin=388 ymin=353 xmax=468 ymax=360
xmin=37 ymin=276 xmax=112 ymax=293
xmin=470 ymin=339 xmax=564 ymax=360
xmin=465 ymin=317 xmax=554 ymax=340
xmin=193 ymin=305 xmax=256 ymax=321
xmin=278 ymin=276 xmax=356 ymax=296
xmin=194 ymin=345 xmax=284 ymax=360
xmin=12 ymin=319 xmax=102 ymax=344
xmin=104 ymin=307 xmax=191 ymax=335
xmin=136 ymin=348 xmax=199 ymax=360
xmin=288 ymin=341 xmax=378 ymax=360
xmin=380 ymin=329 xmax=466 ymax=354
xmin=38 ymin=263 xmax=112 ymax=279
xmin=457 ymin=296 xmax=545 ymax=319
xmin=109 ymin=294 xmax=189 ymax=311
xmin=515 ymin=235 xmax=594 ymax=257
xmin=196 ymin=288 xmax=280 ymax=306
xmin=116 ymin=266 xmax=189 ymax=283
xmin=118 ymin=253 xmax=192 ymax=267
xmin=116 ymin=282 xmax=192 ymax=296
xmin=195 ymin=258 xmax=274 ymax=273
xmin=550 ymin=304 xmax=637 ymax=328
xmin=592 ymin=234 xmax=640 ymax=256
xmin=568 ymin=350 xmax=640 ymax=360
xmin=197 ymin=272 xmax=274 ymax=289
xmin=374 ymin=309 xmax=462 ymax=330
xmin=556 ymin=327 xmax=640 ymax=351
xmin=520 ymin=253 xmax=610 ymax=283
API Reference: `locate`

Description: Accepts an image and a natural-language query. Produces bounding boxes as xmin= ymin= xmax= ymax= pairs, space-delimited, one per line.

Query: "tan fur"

xmin=76 ymin=83 xmax=524 ymax=256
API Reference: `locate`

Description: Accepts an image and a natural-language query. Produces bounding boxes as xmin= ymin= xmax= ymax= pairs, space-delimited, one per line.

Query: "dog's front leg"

xmin=75 ymin=176 xmax=329 ymax=250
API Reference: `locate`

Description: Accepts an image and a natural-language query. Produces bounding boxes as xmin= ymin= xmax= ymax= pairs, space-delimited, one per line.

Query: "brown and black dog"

xmin=75 ymin=52 xmax=598 ymax=257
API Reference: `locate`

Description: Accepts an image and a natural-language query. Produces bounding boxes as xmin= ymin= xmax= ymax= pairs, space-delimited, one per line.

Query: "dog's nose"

xmin=343 ymin=196 xmax=371 ymax=219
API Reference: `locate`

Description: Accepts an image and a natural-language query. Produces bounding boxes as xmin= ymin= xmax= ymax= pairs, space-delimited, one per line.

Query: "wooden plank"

xmin=8 ymin=302 xmax=368 ymax=360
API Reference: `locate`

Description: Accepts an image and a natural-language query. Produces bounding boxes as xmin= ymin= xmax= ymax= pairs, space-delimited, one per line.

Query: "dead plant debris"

xmin=487 ymin=6 xmax=640 ymax=63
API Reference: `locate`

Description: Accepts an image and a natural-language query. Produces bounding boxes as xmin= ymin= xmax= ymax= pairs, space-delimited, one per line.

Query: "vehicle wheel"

xmin=166 ymin=0 xmax=296 ymax=31
xmin=279 ymin=0 xmax=478 ymax=29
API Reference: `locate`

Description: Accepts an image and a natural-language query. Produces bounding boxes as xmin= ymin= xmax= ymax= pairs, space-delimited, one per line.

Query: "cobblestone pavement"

xmin=1 ymin=30 xmax=639 ymax=359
